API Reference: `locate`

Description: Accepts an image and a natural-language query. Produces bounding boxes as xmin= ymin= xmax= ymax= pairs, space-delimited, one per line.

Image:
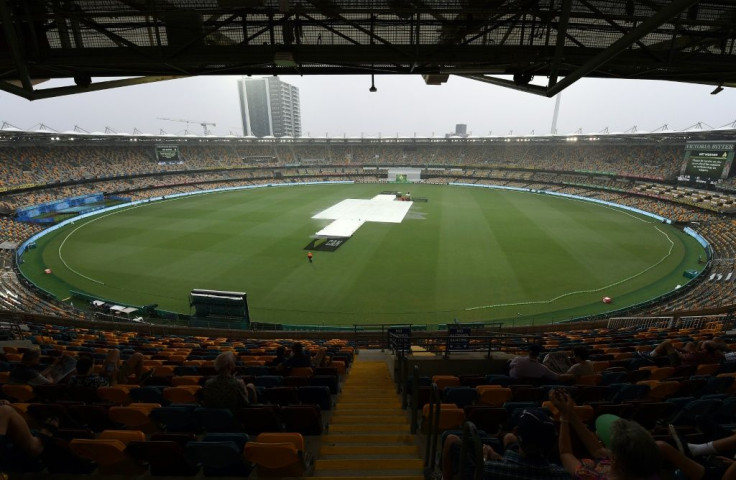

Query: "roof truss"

xmin=0 ymin=0 xmax=734 ymax=99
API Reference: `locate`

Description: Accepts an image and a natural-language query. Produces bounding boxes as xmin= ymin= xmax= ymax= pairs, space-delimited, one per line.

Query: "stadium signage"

xmin=687 ymin=143 xmax=735 ymax=150
xmin=0 ymin=183 xmax=42 ymax=192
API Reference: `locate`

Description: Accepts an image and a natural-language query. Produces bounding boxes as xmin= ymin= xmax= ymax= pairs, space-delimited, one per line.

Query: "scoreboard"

xmin=155 ymin=145 xmax=181 ymax=163
xmin=681 ymin=141 xmax=735 ymax=181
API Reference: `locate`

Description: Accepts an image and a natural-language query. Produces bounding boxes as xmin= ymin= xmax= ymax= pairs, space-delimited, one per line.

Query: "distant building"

xmin=445 ymin=124 xmax=469 ymax=138
xmin=237 ymin=77 xmax=301 ymax=137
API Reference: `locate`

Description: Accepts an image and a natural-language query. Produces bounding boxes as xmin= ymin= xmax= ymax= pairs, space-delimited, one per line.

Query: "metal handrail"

xmin=424 ymin=383 xmax=441 ymax=470
xmin=410 ymin=364 xmax=419 ymax=433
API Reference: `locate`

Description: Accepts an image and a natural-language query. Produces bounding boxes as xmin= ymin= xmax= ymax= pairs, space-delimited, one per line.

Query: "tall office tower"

xmin=237 ymin=77 xmax=301 ymax=137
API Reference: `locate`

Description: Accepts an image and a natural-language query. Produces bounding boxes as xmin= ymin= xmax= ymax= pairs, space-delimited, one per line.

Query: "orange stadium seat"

xmin=244 ymin=432 xmax=308 ymax=477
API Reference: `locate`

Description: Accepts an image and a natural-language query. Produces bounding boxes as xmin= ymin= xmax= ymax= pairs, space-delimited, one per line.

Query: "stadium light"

xmin=369 ymin=74 xmax=377 ymax=93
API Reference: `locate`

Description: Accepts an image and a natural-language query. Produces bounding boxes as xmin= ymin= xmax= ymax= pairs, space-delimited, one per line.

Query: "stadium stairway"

xmin=312 ymin=358 xmax=424 ymax=480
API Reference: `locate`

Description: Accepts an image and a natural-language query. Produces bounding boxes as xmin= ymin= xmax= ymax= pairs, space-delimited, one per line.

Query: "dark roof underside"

xmin=1 ymin=0 xmax=735 ymax=99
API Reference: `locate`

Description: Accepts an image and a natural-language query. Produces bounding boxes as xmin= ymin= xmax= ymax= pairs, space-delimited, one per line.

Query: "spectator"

xmin=567 ymin=346 xmax=595 ymax=378
xmin=549 ymin=388 xmax=662 ymax=479
xmin=0 ymin=400 xmax=57 ymax=470
xmin=441 ymin=409 xmax=570 ymax=480
xmin=544 ymin=351 xmax=574 ymax=374
xmin=202 ymin=352 xmax=257 ymax=411
xmin=267 ymin=346 xmax=287 ymax=367
xmin=67 ymin=356 xmax=109 ymax=388
xmin=637 ymin=339 xmax=723 ymax=367
xmin=9 ymin=350 xmax=52 ymax=386
xmin=283 ymin=342 xmax=313 ymax=369
xmin=657 ymin=425 xmax=736 ymax=480
xmin=509 ymin=344 xmax=560 ymax=381
xmin=102 ymin=350 xmax=151 ymax=385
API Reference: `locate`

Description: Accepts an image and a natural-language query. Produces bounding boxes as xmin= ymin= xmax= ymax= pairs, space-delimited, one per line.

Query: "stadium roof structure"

xmin=0 ymin=0 xmax=735 ymax=100
xmin=1 ymin=122 xmax=735 ymax=144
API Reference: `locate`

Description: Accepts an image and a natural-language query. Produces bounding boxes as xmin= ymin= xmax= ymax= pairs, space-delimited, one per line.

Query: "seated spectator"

xmin=67 ymin=356 xmax=109 ymax=388
xmin=509 ymin=344 xmax=560 ymax=381
xmin=549 ymin=388 xmax=661 ymax=479
xmin=637 ymin=339 xmax=723 ymax=367
xmin=544 ymin=351 xmax=573 ymax=374
xmin=657 ymin=426 xmax=736 ymax=480
xmin=0 ymin=399 xmax=57 ymax=471
xmin=567 ymin=346 xmax=595 ymax=379
xmin=102 ymin=350 xmax=150 ymax=385
xmin=202 ymin=352 xmax=257 ymax=411
xmin=9 ymin=350 xmax=52 ymax=386
xmin=441 ymin=409 xmax=570 ymax=480
xmin=267 ymin=346 xmax=287 ymax=367
xmin=312 ymin=347 xmax=328 ymax=368
xmin=283 ymin=342 xmax=313 ymax=369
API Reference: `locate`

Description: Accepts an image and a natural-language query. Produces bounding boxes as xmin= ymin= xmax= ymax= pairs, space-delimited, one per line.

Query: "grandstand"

xmin=1 ymin=127 xmax=736 ymax=479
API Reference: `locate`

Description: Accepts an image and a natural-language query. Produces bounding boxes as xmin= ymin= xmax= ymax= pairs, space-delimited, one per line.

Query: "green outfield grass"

xmin=19 ymin=183 xmax=706 ymax=326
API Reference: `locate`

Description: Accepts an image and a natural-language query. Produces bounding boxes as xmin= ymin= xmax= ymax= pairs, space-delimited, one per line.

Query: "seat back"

xmin=162 ymin=386 xmax=200 ymax=404
xmin=289 ymin=367 xmax=314 ymax=378
xmin=263 ymin=386 xmax=299 ymax=406
xmin=193 ymin=407 xmax=239 ymax=433
xmin=576 ymin=374 xmax=602 ymax=386
xmin=150 ymin=406 xmax=199 ymax=433
xmin=97 ymin=386 xmax=131 ymax=405
xmin=297 ymin=386 xmax=332 ymax=410
xmin=421 ymin=403 xmax=465 ymax=432
xmin=463 ymin=406 xmax=508 ymax=435
xmin=443 ymin=387 xmax=477 ymax=408
xmin=280 ymin=405 xmax=323 ymax=435
xmin=98 ymin=429 xmax=146 ymax=445
xmin=235 ymin=406 xmax=283 ymax=435
xmin=126 ymin=441 xmax=200 ymax=476
xmin=2 ymin=384 xmax=35 ymax=402
xmin=69 ymin=439 xmax=145 ymax=475
xmin=431 ymin=375 xmax=460 ymax=391
xmin=108 ymin=404 xmax=160 ymax=433
xmin=185 ymin=441 xmax=252 ymax=476
xmin=244 ymin=433 xmax=306 ymax=477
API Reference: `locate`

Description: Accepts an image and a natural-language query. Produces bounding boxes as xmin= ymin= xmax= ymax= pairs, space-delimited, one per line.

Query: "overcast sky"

xmin=0 ymin=74 xmax=733 ymax=137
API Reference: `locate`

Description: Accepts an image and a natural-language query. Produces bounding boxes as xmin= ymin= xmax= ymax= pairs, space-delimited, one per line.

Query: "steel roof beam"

xmin=546 ymin=0 xmax=702 ymax=97
xmin=548 ymin=0 xmax=572 ymax=88
xmin=0 ymin=0 xmax=33 ymax=92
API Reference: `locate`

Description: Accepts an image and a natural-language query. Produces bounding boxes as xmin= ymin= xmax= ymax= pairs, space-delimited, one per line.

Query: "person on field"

xmin=307 ymin=251 xmax=313 ymax=263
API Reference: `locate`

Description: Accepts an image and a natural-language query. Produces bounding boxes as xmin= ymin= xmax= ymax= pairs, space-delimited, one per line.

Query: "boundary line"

xmin=57 ymin=202 xmax=156 ymax=285
xmin=466 ymin=224 xmax=676 ymax=311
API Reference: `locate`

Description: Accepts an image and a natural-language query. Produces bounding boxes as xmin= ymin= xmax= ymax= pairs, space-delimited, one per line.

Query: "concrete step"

xmin=330 ymin=415 xmax=407 ymax=424
xmin=322 ymin=433 xmax=416 ymax=444
xmin=329 ymin=423 xmax=411 ymax=433
xmin=332 ymin=408 xmax=405 ymax=416
xmin=320 ymin=445 xmax=419 ymax=456
xmin=310 ymin=476 xmax=424 ymax=480
xmin=315 ymin=458 xmax=424 ymax=471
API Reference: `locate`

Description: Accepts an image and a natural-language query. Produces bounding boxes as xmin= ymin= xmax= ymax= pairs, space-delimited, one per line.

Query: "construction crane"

xmin=157 ymin=117 xmax=216 ymax=135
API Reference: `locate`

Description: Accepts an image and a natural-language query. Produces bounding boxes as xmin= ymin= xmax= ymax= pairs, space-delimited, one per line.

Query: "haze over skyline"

xmin=1 ymin=74 xmax=733 ymax=138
